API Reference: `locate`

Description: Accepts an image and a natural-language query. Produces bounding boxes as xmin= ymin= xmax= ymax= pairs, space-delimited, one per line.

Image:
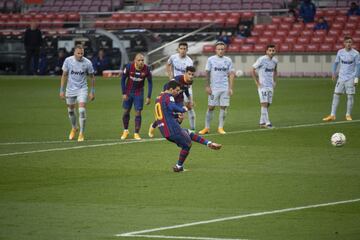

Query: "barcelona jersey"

xmin=121 ymin=63 xmax=152 ymax=97
xmin=163 ymin=75 xmax=191 ymax=104
xmin=155 ymin=92 xmax=186 ymax=138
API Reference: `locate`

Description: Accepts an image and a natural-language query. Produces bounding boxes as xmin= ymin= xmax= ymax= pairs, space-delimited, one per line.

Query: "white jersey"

xmin=167 ymin=53 xmax=193 ymax=77
xmin=334 ymin=48 xmax=359 ymax=82
xmin=62 ymin=56 xmax=94 ymax=97
xmin=252 ymin=55 xmax=278 ymax=88
xmin=205 ymin=55 xmax=234 ymax=91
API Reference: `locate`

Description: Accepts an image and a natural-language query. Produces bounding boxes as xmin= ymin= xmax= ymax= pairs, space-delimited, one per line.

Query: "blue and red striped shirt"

xmin=155 ymin=92 xmax=186 ymax=138
xmin=121 ymin=63 xmax=153 ymax=97
xmin=163 ymin=75 xmax=191 ymax=104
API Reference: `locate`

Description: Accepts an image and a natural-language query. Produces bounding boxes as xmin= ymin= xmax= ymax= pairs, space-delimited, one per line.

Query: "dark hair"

xmin=166 ymin=80 xmax=180 ymax=90
xmin=267 ymin=44 xmax=276 ymax=50
xmin=186 ymin=66 xmax=196 ymax=72
xmin=344 ymin=36 xmax=353 ymax=41
xmin=178 ymin=42 xmax=188 ymax=48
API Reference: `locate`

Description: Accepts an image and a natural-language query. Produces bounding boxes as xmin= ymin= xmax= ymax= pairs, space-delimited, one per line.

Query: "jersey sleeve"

xmin=146 ymin=67 xmax=153 ymax=98
xmin=252 ymin=57 xmax=262 ymax=69
xmin=205 ymin=58 xmax=211 ymax=72
xmin=229 ymin=59 xmax=235 ymax=73
xmin=334 ymin=51 xmax=341 ymax=64
xmin=167 ymin=55 xmax=174 ymax=65
xmin=121 ymin=64 xmax=129 ymax=94
xmin=62 ymin=58 xmax=69 ymax=72
xmin=87 ymin=60 xmax=95 ymax=74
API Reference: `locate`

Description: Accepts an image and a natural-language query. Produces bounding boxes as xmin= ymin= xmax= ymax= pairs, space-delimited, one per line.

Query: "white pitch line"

xmin=116 ymin=198 xmax=360 ymax=238
xmin=0 ymin=120 xmax=358 ymax=157
xmin=124 ymin=234 xmax=249 ymax=240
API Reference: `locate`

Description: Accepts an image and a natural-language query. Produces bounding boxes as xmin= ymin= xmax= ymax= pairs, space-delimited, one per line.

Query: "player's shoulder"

xmin=82 ymin=57 xmax=92 ymax=65
xmin=272 ymin=56 xmax=279 ymax=63
xmin=222 ymin=56 xmax=233 ymax=62
xmin=351 ymin=48 xmax=359 ymax=55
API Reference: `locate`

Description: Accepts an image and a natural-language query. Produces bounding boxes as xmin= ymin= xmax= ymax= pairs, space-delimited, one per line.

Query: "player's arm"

xmin=251 ymin=67 xmax=260 ymax=88
xmin=145 ymin=71 xmax=153 ymax=105
xmin=228 ymin=70 xmax=235 ymax=96
xmin=273 ymin=65 xmax=278 ymax=88
xmin=355 ymin=61 xmax=360 ymax=86
xmin=205 ymin=70 xmax=212 ymax=95
xmin=59 ymin=70 xmax=68 ymax=100
xmin=168 ymin=101 xmax=187 ymax=113
xmin=166 ymin=62 xmax=174 ymax=80
xmin=184 ymin=88 xmax=193 ymax=109
xmin=332 ymin=53 xmax=340 ymax=82
xmin=88 ymin=73 xmax=95 ymax=101
xmin=121 ymin=66 xmax=128 ymax=101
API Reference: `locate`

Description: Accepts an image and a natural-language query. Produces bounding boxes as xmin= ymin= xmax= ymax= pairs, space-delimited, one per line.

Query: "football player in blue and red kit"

xmin=121 ymin=53 xmax=153 ymax=140
xmin=148 ymin=66 xmax=195 ymax=138
xmin=155 ymin=81 xmax=222 ymax=172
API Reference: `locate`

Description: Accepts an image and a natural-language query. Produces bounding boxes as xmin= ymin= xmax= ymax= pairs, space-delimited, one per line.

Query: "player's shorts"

xmin=258 ymin=87 xmax=273 ymax=104
xmin=183 ymin=86 xmax=193 ymax=103
xmin=66 ymin=88 xmax=88 ymax=105
xmin=208 ymin=89 xmax=230 ymax=106
xmin=334 ymin=80 xmax=355 ymax=95
xmin=123 ymin=94 xmax=144 ymax=111
xmin=166 ymin=129 xmax=192 ymax=149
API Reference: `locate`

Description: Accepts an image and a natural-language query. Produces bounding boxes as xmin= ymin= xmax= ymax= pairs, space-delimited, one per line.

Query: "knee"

xmin=135 ymin=111 xmax=142 ymax=117
xmin=78 ymin=107 xmax=86 ymax=118
xmin=208 ymin=106 xmax=215 ymax=111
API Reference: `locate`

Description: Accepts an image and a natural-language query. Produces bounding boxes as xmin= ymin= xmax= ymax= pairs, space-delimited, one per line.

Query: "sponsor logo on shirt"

xmin=71 ymin=70 xmax=85 ymax=75
xmin=265 ymin=68 xmax=274 ymax=72
xmin=214 ymin=67 xmax=228 ymax=71
xmin=341 ymin=60 xmax=353 ymax=64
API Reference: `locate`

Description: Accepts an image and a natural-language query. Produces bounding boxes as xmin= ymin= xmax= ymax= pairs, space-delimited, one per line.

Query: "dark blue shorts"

xmin=123 ymin=94 xmax=144 ymax=111
xmin=166 ymin=129 xmax=191 ymax=149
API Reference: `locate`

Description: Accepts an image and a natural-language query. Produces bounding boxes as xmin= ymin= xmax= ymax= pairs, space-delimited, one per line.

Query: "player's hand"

xmin=185 ymin=101 xmax=193 ymax=110
xmin=255 ymin=81 xmax=261 ymax=88
xmin=145 ymin=97 xmax=151 ymax=105
xmin=59 ymin=91 xmax=65 ymax=100
xmin=178 ymin=113 xmax=185 ymax=120
xmin=122 ymin=94 xmax=128 ymax=101
xmin=332 ymin=75 xmax=337 ymax=82
xmin=228 ymin=89 xmax=233 ymax=96
xmin=205 ymin=86 xmax=212 ymax=95
xmin=89 ymin=93 xmax=95 ymax=101
xmin=183 ymin=106 xmax=188 ymax=112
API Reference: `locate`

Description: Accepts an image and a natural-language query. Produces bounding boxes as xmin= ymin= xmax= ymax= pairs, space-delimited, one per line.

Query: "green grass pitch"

xmin=0 ymin=75 xmax=359 ymax=240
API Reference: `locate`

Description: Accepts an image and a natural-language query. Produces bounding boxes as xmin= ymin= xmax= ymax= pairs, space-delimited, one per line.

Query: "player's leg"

xmin=185 ymin=87 xmax=196 ymax=131
xmin=66 ymin=97 xmax=78 ymax=140
xmin=167 ymin=131 xmax=192 ymax=172
xmin=133 ymin=95 xmax=144 ymax=140
xmin=218 ymin=90 xmax=230 ymax=134
xmin=323 ymin=81 xmax=344 ymax=121
xmin=121 ymin=95 xmax=133 ymax=140
xmin=188 ymin=130 xmax=222 ymax=150
xmin=345 ymin=81 xmax=355 ymax=120
xmin=199 ymin=92 xmax=218 ymax=134
xmin=148 ymin=120 xmax=158 ymax=138
xmin=76 ymin=90 xmax=89 ymax=142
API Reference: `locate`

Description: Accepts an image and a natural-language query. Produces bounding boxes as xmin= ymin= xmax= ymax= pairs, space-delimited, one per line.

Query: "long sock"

xmin=177 ymin=145 xmax=191 ymax=166
xmin=67 ymin=107 xmax=77 ymax=128
xmin=78 ymin=107 xmax=86 ymax=133
xmin=188 ymin=109 xmax=196 ymax=130
xmin=205 ymin=109 xmax=214 ymax=128
xmin=135 ymin=115 xmax=141 ymax=133
xmin=189 ymin=131 xmax=209 ymax=146
xmin=330 ymin=94 xmax=340 ymax=116
xmin=346 ymin=94 xmax=354 ymax=115
xmin=122 ymin=111 xmax=130 ymax=130
xmin=219 ymin=108 xmax=226 ymax=128
xmin=261 ymin=106 xmax=270 ymax=125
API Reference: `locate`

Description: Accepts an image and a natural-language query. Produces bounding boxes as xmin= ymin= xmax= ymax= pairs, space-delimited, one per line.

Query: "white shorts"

xmin=258 ymin=87 xmax=273 ymax=104
xmin=208 ymin=89 xmax=230 ymax=106
xmin=334 ymin=80 xmax=355 ymax=95
xmin=183 ymin=85 xmax=193 ymax=103
xmin=66 ymin=88 xmax=88 ymax=105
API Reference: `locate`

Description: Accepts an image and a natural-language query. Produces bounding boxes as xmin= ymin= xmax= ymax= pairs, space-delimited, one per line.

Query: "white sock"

xmin=261 ymin=106 xmax=270 ymax=124
xmin=330 ymin=94 xmax=340 ymax=116
xmin=67 ymin=107 xmax=77 ymax=129
xmin=260 ymin=106 xmax=266 ymax=124
xmin=79 ymin=107 xmax=86 ymax=133
xmin=205 ymin=109 xmax=214 ymax=128
xmin=219 ymin=108 xmax=226 ymax=128
xmin=188 ymin=109 xmax=196 ymax=130
xmin=346 ymin=94 xmax=354 ymax=116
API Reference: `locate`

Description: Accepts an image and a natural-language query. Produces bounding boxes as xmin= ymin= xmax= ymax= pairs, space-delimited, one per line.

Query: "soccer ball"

xmin=235 ymin=70 xmax=244 ymax=77
xmin=331 ymin=133 xmax=346 ymax=147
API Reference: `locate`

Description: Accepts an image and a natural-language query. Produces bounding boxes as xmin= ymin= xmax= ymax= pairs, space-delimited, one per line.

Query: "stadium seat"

xmin=278 ymin=43 xmax=293 ymax=52
xmin=239 ymin=44 xmax=253 ymax=52
xmin=334 ymin=15 xmax=347 ymax=24
xmin=293 ymin=44 xmax=306 ymax=52
xmin=328 ymin=29 xmax=341 ymax=37
xmin=284 ymin=37 xmax=297 ymax=44
xmin=266 ymin=24 xmax=278 ymax=31
xmin=258 ymin=37 xmax=270 ymax=44
xmin=203 ymin=44 xmax=215 ymax=53
xmin=253 ymin=24 xmax=266 ymax=31
xmin=263 ymin=30 xmax=274 ymax=38
xmin=271 ymin=37 xmax=283 ymax=45
xmin=279 ymin=23 xmax=291 ymax=31
xmin=319 ymin=43 xmax=333 ymax=52
xmin=313 ymin=30 xmax=327 ymax=37
xmin=342 ymin=29 xmax=354 ymax=37
xmin=297 ymin=36 xmax=310 ymax=44
xmin=333 ymin=43 xmax=343 ymax=51
xmin=304 ymin=22 xmax=316 ymax=30
xmin=292 ymin=22 xmax=304 ymax=31
xmin=275 ymin=30 xmax=287 ymax=38
xmin=331 ymin=22 xmax=344 ymax=30
xmin=288 ymin=30 xmax=300 ymax=37
xmin=301 ymin=30 xmax=313 ymax=37
xmin=324 ymin=36 xmax=337 ymax=44
xmin=311 ymin=36 xmax=324 ymax=44
xmin=227 ymin=44 xmax=240 ymax=53
xmin=344 ymin=22 xmax=357 ymax=30
xmin=245 ymin=37 xmax=257 ymax=44
xmin=232 ymin=38 xmax=245 ymax=44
